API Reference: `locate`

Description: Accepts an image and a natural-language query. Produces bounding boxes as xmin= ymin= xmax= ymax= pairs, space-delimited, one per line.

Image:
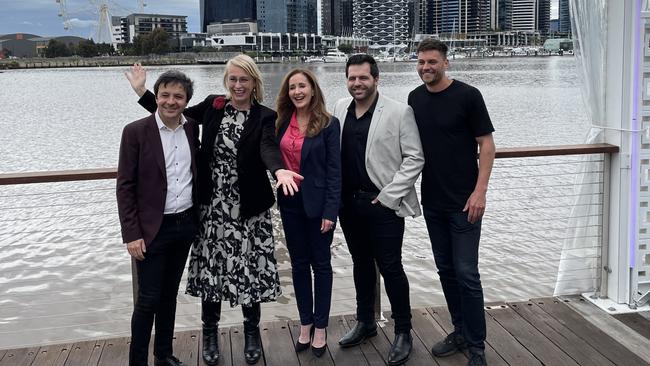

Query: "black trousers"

xmin=279 ymin=192 xmax=334 ymax=329
xmin=129 ymin=211 xmax=196 ymax=366
xmin=339 ymin=192 xmax=412 ymax=333
xmin=424 ymin=208 xmax=486 ymax=350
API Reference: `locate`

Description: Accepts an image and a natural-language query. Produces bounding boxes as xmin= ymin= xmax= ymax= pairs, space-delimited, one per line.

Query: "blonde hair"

xmin=223 ymin=54 xmax=265 ymax=103
xmin=275 ymin=69 xmax=331 ymax=138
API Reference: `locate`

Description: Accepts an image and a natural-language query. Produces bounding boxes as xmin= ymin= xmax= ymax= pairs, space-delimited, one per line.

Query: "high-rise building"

xmin=536 ymin=0 xmax=550 ymax=35
xmin=257 ymin=0 xmax=284 ymax=32
xmin=497 ymin=0 xmax=512 ymax=31
xmin=424 ymin=0 xmax=489 ymax=36
xmin=258 ymin=0 xmax=317 ymax=33
xmin=417 ymin=0 xmax=430 ymax=34
xmin=322 ymin=0 xmax=342 ymax=35
xmin=511 ymin=0 xmax=536 ymax=31
xmin=341 ymin=0 xmax=354 ymax=36
xmin=200 ymin=0 xmax=257 ymax=33
xmin=558 ymin=0 xmax=571 ymax=34
xmin=408 ymin=0 xmax=420 ymax=37
xmin=353 ymin=0 xmax=410 ymax=45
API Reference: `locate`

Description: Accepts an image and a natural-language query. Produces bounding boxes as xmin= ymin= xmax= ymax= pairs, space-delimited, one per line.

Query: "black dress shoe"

xmin=295 ymin=339 xmax=310 ymax=352
xmin=311 ymin=328 xmax=327 ymax=357
xmin=202 ymin=325 xmax=220 ymax=365
xmin=338 ymin=321 xmax=377 ymax=347
xmin=387 ymin=332 xmax=412 ymax=366
xmin=295 ymin=325 xmax=313 ymax=352
xmin=154 ymin=355 xmax=185 ymax=366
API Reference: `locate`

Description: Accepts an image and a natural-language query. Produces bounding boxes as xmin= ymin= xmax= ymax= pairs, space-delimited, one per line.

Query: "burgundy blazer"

xmin=116 ymin=113 xmax=200 ymax=249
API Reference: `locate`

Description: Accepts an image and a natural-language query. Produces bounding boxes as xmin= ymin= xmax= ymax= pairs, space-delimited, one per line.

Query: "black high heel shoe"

xmin=311 ymin=328 xmax=327 ymax=358
xmin=295 ymin=325 xmax=313 ymax=352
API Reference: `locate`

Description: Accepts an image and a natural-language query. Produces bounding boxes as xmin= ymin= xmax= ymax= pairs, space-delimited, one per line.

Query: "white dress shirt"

xmin=155 ymin=110 xmax=193 ymax=214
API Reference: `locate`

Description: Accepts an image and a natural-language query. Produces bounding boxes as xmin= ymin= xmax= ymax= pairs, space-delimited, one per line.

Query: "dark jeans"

xmin=423 ymin=208 xmax=485 ymax=350
xmin=339 ymin=192 xmax=411 ymax=333
xmin=129 ymin=211 xmax=196 ymax=366
xmin=279 ymin=192 xmax=333 ymax=329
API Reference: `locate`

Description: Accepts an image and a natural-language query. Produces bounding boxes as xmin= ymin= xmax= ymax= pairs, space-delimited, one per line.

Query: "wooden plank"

xmin=508 ymin=302 xmax=615 ymax=366
xmin=342 ymin=316 xmax=385 ymax=365
xmin=534 ymin=297 xmax=649 ymax=366
xmin=325 ymin=315 xmax=369 ymax=366
xmin=259 ymin=320 xmax=299 ymax=366
xmin=612 ymin=313 xmax=650 ymax=340
xmin=173 ymin=330 xmax=200 ymax=366
xmin=380 ymin=311 xmax=436 ymax=366
xmin=410 ymin=309 xmax=467 ymax=366
xmin=638 ymin=311 xmax=650 ymax=322
xmin=487 ymin=305 xmax=579 ymax=366
xmin=0 ymin=168 xmax=116 ymax=185
xmin=287 ymin=320 xmax=335 ymax=365
xmin=429 ymin=306 xmax=516 ymax=366
xmin=494 ymin=143 xmax=619 ymax=159
xmin=86 ymin=340 xmax=106 ymax=366
xmin=31 ymin=343 xmax=73 ymax=366
xmin=97 ymin=337 xmax=130 ymax=366
xmin=64 ymin=340 xmax=105 ymax=366
xmin=0 ymin=347 xmax=39 ymax=366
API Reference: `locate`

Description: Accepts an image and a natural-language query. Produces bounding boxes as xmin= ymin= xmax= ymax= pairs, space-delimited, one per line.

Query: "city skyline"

xmin=0 ymin=0 xmax=560 ymax=38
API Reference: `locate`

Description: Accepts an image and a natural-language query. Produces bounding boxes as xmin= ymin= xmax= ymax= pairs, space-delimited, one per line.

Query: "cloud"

xmin=66 ymin=18 xmax=98 ymax=29
xmin=21 ymin=21 xmax=33 ymax=25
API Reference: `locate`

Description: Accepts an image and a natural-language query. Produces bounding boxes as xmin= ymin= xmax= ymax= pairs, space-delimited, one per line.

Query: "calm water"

xmin=0 ymin=56 xmax=593 ymax=349
xmin=0 ymin=56 xmax=587 ymax=173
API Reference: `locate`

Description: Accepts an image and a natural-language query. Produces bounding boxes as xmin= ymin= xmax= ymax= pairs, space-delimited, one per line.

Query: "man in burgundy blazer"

xmin=117 ymin=70 xmax=199 ymax=366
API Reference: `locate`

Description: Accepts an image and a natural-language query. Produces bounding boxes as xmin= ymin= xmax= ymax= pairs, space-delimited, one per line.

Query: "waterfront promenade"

xmin=2 ymin=297 xmax=650 ymax=365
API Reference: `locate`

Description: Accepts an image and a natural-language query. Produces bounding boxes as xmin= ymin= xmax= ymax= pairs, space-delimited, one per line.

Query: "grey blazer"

xmin=333 ymin=93 xmax=424 ymax=217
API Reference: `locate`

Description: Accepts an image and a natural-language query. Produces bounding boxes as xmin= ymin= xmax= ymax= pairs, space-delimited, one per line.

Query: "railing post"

xmin=599 ymin=152 xmax=611 ymax=299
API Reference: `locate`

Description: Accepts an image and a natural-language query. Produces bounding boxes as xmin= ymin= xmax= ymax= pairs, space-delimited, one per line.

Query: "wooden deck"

xmin=1 ymin=297 xmax=649 ymax=366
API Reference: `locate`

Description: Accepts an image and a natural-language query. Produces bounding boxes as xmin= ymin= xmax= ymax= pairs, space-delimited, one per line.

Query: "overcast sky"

xmin=0 ymin=0 xmax=559 ymax=39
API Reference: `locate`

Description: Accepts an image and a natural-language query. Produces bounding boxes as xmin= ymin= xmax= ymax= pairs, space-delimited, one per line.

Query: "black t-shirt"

xmin=408 ymin=80 xmax=494 ymax=211
xmin=341 ymin=94 xmax=380 ymax=195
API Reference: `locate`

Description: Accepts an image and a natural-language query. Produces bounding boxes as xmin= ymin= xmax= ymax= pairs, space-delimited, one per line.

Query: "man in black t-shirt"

xmin=407 ymin=39 xmax=495 ymax=366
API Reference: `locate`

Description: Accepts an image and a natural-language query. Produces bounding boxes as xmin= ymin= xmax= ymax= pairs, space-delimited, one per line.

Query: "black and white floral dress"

xmin=186 ymin=103 xmax=281 ymax=307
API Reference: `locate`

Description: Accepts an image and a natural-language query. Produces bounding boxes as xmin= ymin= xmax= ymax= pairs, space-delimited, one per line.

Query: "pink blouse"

xmin=279 ymin=111 xmax=305 ymax=185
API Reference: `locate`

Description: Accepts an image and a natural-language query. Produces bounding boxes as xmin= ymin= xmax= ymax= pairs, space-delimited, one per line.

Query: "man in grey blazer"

xmin=333 ymin=54 xmax=424 ymax=366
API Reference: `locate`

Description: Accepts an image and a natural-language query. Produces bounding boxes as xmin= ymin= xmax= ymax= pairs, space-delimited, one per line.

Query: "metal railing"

xmin=0 ymin=143 xmax=618 ymax=349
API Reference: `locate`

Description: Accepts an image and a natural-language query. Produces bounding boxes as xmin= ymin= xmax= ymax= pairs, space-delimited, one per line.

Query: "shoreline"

xmin=0 ymin=51 xmax=571 ymax=70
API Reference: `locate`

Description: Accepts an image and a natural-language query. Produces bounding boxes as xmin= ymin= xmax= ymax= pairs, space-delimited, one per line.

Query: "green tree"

xmin=337 ymin=43 xmax=353 ymax=54
xmin=96 ymin=43 xmax=116 ymax=56
xmin=45 ymin=39 xmax=72 ymax=58
xmin=150 ymin=28 xmax=170 ymax=54
xmin=131 ymin=34 xmax=152 ymax=55
xmin=77 ymin=39 xmax=98 ymax=57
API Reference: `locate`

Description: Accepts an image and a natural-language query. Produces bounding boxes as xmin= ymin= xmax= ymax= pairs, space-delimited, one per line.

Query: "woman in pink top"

xmin=275 ymin=69 xmax=342 ymax=357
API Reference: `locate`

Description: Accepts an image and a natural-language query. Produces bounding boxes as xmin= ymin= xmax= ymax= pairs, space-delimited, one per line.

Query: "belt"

xmin=163 ymin=207 xmax=194 ymax=221
xmin=348 ymin=190 xmax=379 ymax=199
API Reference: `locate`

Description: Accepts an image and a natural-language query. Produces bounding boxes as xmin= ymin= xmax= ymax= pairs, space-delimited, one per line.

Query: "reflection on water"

xmin=0 ymin=57 xmax=592 ymax=349
xmin=0 ymin=57 xmax=586 ymax=172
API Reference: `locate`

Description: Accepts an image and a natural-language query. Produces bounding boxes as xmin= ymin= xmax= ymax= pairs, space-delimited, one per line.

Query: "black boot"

xmin=242 ymin=303 xmax=262 ymax=364
xmin=201 ymin=300 xmax=221 ymax=366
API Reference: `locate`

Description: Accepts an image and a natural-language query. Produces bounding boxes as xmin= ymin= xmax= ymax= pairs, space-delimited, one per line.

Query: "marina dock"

xmin=2 ymin=297 xmax=649 ymax=365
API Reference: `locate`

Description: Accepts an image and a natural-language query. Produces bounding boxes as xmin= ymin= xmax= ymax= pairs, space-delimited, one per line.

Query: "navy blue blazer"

xmin=276 ymin=116 xmax=342 ymax=221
